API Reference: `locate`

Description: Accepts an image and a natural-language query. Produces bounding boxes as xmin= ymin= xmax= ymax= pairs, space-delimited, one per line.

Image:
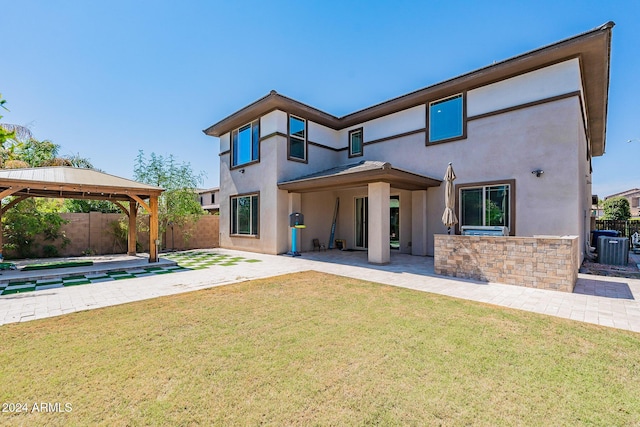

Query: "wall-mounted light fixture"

xmin=531 ymin=169 xmax=544 ymax=178
xmin=239 ymin=169 xmax=245 ymax=174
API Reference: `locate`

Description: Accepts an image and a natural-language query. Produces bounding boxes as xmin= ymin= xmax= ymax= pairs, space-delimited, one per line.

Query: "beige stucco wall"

xmin=423 ymin=97 xmax=586 ymax=257
xmin=219 ymin=115 xmax=343 ymax=255
xmin=299 ymin=190 xmax=338 ymax=252
xmin=218 ymin=133 xmax=282 ymax=254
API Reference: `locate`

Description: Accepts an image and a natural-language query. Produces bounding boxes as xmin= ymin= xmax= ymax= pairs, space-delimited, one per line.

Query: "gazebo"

xmin=0 ymin=167 xmax=164 ymax=262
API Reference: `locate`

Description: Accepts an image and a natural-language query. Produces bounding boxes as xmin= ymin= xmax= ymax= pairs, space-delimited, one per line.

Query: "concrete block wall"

xmin=7 ymin=213 xmax=219 ymax=258
xmin=162 ymin=215 xmax=220 ymax=251
xmin=434 ymin=235 xmax=579 ymax=292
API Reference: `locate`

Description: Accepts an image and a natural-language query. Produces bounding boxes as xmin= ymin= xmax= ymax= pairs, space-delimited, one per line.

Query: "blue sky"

xmin=1 ymin=1 xmax=638 ymax=197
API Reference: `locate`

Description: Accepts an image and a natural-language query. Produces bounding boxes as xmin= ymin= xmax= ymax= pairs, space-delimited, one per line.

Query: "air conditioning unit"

xmin=460 ymin=226 xmax=509 ymax=236
xmin=598 ymin=236 xmax=628 ymax=265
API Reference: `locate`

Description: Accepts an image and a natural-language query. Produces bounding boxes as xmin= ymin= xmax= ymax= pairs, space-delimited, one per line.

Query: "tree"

xmin=62 ymin=199 xmax=121 ymax=214
xmin=0 ymin=94 xmax=103 ymax=257
xmin=2 ymin=198 xmax=69 ymax=258
xmin=134 ymin=151 xmax=205 ymax=245
xmin=603 ymin=197 xmax=631 ymax=220
xmin=0 ymin=95 xmax=34 ymax=161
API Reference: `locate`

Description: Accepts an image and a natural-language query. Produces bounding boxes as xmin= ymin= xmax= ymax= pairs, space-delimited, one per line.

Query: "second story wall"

xmin=217 ymin=58 xmax=585 ymax=184
xmin=467 ymin=58 xmax=582 ymax=117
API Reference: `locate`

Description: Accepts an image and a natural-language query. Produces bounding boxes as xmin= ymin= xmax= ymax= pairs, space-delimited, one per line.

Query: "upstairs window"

xmin=288 ymin=115 xmax=307 ymax=161
xmin=428 ymin=94 xmax=464 ymax=143
xmin=232 ymin=120 xmax=260 ymax=167
xmin=349 ymin=128 xmax=363 ymax=157
xmin=211 ymin=193 xmax=215 ymax=204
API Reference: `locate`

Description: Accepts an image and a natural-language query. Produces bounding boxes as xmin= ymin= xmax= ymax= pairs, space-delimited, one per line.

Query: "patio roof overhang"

xmin=277 ymin=161 xmax=442 ymax=193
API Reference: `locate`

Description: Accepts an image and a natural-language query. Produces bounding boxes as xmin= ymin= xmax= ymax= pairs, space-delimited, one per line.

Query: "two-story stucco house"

xmin=204 ymin=23 xmax=612 ymax=265
xmin=197 ymin=187 xmax=220 ymax=213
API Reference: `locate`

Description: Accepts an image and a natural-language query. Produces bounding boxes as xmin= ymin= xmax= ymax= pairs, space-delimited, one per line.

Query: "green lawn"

xmin=1 ymin=271 xmax=639 ymax=425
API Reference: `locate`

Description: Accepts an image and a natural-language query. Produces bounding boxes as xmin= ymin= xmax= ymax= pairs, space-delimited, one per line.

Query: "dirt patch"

xmin=580 ymin=260 xmax=640 ymax=279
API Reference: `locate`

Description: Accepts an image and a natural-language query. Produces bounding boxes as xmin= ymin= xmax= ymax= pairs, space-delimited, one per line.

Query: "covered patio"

xmin=278 ymin=161 xmax=441 ymax=264
xmin=0 ymin=167 xmax=164 ymax=262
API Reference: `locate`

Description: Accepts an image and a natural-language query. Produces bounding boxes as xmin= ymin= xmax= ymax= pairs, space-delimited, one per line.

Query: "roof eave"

xmin=203 ymin=91 xmax=340 ymax=137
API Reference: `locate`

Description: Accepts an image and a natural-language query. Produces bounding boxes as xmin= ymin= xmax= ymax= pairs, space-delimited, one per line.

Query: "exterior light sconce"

xmin=531 ymin=169 xmax=544 ymax=178
xmin=239 ymin=169 xmax=245 ymax=174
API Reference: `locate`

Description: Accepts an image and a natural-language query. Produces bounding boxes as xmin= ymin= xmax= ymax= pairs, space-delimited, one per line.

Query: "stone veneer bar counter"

xmin=434 ymin=235 xmax=579 ymax=292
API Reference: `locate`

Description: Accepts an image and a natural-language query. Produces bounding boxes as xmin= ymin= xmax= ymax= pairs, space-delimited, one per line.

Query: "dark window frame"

xmin=231 ymin=119 xmax=260 ymax=169
xmin=230 ymin=192 xmax=260 ymax=237
xmin=348 ymin=127 xmax=364 ymax=158
xmin=455 ymin=179 xmax=516 ymax=236
xmin=287 ymin=114 xmax=308 ymax=163
xmin=426 ymin=92 xmax=467 ymax=145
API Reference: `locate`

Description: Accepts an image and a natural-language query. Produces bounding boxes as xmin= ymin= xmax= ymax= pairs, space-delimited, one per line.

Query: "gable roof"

xmin=204 ymin=22 xmax=613 ymax=157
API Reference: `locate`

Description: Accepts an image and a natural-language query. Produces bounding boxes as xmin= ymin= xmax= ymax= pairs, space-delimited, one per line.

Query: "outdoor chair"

xmin=632 ymin=232 xmax=640 ymax=254
xmin=312 ymin=239 xmax=326 ymax=252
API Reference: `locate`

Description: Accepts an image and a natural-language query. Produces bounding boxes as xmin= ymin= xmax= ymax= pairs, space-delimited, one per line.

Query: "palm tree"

xmin=0 ymin=95 xmax=93 ymax=169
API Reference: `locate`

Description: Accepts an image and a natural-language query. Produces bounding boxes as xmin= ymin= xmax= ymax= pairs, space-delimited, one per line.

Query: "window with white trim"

xmin=288 ymin=115 xmax=306 ymax=161
xmin=428 ymin=94 xmax=464 ymax=143
xmin=460 ymin=184 xmax=510 ymax=229
xmin=231 ymin=194 xmax=259 ymax=235
xmin=231 ymin=120 xmax=260 ymax=167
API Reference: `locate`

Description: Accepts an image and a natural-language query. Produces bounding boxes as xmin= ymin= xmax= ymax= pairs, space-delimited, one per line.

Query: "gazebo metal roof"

xmin=0 ymin=167 xmax=162 ymax=200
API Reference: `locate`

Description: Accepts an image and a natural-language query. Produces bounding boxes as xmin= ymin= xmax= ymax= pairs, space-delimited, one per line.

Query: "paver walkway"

xmin=1 ymin=249 xmax=639 ymax=333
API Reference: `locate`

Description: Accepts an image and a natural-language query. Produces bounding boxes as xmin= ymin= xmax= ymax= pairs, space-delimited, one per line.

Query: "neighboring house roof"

xmin=605 ymin=188 xmax=640 ymax=199
xmin=278 ymin=160 xmax=441 ymax=193
xmin=204 ymin=22 xmax=613 ymax=157
xmin=0 ymin=167 xmax=163 ymax=200
xmin=197 ymin=187 xmax=219 ymax=194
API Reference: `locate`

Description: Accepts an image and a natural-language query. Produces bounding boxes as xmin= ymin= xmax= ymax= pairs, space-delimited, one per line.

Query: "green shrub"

xmin=42 ymin=245 xmax=59 ymax=258
xmin=603 ymin=197 xmax=631 ymax=220
xmin=2 ymin=198 xmax=70 ymax=258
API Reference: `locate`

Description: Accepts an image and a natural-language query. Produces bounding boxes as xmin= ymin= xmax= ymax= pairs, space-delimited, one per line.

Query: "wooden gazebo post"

xmin=149 ymin=195 xmax=159 ymax=263
xmin=127 ymin=200 xmax=137 ymax=256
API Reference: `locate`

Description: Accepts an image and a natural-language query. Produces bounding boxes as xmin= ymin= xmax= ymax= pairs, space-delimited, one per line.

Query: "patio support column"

xmin=149 ymin=195 xmax=159 ymax=263
xmin=128 ymin=200 xmax=137 ymax=256
xmin=288 ymin=192 xmax=301 ymax=252
xmin=411 ymin=190 xmax=428 ymax=256
xmin=368 ymin=182 xmax=390 ymax=264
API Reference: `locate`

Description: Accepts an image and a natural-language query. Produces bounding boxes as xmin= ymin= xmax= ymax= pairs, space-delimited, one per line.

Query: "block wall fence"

xmin=434 ymin=235 xmax=579 ymax=292
xmin=6 ymin=212 xmax=219 ymax=258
